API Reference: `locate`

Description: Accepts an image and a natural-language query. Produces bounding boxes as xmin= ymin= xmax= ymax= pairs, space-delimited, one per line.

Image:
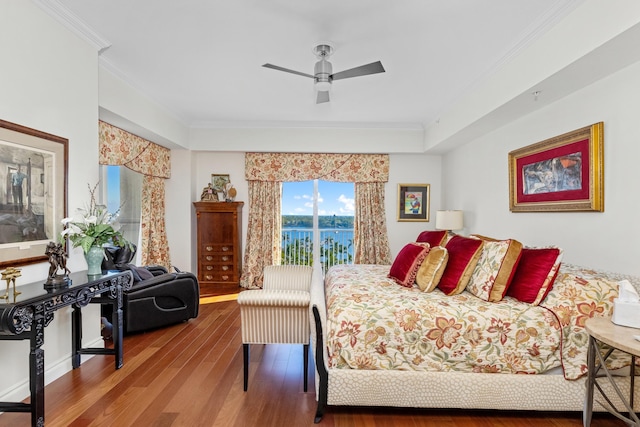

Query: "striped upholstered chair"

xmin=237 ymin=265 xmax=313 ymax=392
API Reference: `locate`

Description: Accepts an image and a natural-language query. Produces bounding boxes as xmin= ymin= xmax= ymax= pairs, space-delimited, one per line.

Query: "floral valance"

xmin=245 ymin=152 xmax=389 ymax=183
xmin=99 ymin=120 xmax=171 ymax=179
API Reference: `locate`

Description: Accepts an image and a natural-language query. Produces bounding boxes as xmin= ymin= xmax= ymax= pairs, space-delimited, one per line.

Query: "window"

xmin=281 ymin=180 xmax=354 ymax=270
xmin=100 ymin=165 xmax=142 ymax=253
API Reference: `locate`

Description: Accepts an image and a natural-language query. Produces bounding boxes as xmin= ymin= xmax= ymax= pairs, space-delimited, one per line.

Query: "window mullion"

xmin=312 ymin=179 xmax=320 ymax=269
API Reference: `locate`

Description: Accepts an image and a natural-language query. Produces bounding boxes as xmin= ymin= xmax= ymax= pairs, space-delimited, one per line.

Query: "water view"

xmin=281 ymin=215 xmax=354 ymax=270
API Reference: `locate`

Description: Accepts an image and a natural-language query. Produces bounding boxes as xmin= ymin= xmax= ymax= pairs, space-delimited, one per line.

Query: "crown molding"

xmin=189 ymin=120 xmax=425 ymax=131
xmin=32 ymin=0 xmax=111 ymax=53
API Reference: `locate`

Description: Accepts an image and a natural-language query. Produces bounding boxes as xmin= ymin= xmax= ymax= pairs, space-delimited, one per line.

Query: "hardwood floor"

xmin=0 ymin=294 xmax=625 ymax=426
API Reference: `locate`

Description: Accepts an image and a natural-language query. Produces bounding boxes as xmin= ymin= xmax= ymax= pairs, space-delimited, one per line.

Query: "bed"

xmin=310 ymin=235 xmax=640 ymax=423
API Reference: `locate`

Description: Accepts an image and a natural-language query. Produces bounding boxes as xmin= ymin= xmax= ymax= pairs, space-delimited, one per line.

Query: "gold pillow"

xmin=468 ymin=234 xmax=523 ymax=302
xmin=416 ymin=246 xmax=449 ymax=292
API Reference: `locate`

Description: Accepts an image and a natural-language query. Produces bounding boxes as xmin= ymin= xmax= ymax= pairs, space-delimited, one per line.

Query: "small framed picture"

xmin=211 ymin=174 xmax=230 ymax=191
xmin=397 ymin=184 xmax=430 ymax=222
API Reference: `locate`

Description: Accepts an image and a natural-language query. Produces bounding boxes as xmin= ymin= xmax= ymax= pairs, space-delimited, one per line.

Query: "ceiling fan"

xmin=262 ymin=42 xmax=385 ymax=104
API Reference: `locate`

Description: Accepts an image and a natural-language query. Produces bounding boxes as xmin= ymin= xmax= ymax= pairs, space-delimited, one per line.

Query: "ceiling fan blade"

xmin=330 ymin=61 xmax=385 ymax=81
xmin=316 ymin=91 xmax=330 ymax=104
xmin=262 ymin=63 xmax=315 ymax=79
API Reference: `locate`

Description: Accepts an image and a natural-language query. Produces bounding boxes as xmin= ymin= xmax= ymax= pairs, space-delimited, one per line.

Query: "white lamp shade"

xmin=435 ymin=210 xmax=463 ymax=231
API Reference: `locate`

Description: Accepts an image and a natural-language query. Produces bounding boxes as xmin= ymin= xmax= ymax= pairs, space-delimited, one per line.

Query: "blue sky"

xmin=106 ymin=165 xmax=120 ymax=213
xmin=282 ymin=181 xmax=354 ymax=216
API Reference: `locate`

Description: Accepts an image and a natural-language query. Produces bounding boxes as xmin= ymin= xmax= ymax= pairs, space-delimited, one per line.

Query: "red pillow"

xmin=416 ymin=230 xmax=448 ymax=247
xmin=438 ymin=235 xmax=484 ymax=295
xmin=507 ymin=247 xmax=563 ymax=305
xmin=388 ymin=243 xmax=430 ymax=288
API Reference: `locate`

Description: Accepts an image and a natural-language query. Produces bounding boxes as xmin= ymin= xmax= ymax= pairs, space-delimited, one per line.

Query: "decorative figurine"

xmin=1 ymin=267 xmax=22 ymax=300
xmin=200 ymin=183 xmax=219 ymax=201
xmin=44 ymin=241 xmax=72 ymax=289
xmin=225 ymin=183 xmax=237 ymax=202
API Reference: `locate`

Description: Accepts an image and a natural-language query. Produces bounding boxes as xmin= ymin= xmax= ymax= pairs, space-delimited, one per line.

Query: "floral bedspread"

xmin=325 ymin=263 xmax=629 ymax=379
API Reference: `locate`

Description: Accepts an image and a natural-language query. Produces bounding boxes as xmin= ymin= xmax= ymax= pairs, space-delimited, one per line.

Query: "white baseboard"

xmin=0 ymin=336 xmax=103 ymax=406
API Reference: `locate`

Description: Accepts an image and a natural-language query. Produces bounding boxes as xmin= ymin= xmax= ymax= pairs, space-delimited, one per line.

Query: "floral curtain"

xmin=98 ymin=121 xmax=171 ymax=269
xmin=239 ymin=181 xmax=282 ymax=289
xmin=245 ymin=152 xmax=388 ymax=183
xmin=140 ymin=175 xmax=171 ymax=268
xmin=242 ymin=152 xmax=390 ymax=288
xmin=354 ymin=182 xmax=392 ymax=264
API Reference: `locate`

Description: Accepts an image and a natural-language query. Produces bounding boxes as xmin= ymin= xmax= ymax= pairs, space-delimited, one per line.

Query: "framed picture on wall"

xmin=0 ymin=119 xmax=68 ymax=269
xmin=211 ymin=174 xmax=230 ymax=192
xmin=508 ymin=122 xmax=604 ymax=212
xmin=397 ymin=184 xmax=430 ymax=222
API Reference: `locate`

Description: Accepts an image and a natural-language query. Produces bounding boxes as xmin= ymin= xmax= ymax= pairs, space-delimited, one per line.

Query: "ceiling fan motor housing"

xmin=314 ymin=58 xmax=333 ymax=90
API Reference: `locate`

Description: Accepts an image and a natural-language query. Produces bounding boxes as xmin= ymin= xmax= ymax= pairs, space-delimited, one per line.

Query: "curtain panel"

xmin=98 ymin=121 xmax=172 ymax=269
xmin=239 ymin=181 xmax=282 ymax=289
xmin=354 ymin=182 xmax=392 ymax=264
xmin=242 ymin=152 xmax=391 ymax=289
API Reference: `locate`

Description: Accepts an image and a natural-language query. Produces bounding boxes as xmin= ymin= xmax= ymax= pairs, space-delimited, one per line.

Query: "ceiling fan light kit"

xmin=263 ymin=42 xmax=385 ymax=104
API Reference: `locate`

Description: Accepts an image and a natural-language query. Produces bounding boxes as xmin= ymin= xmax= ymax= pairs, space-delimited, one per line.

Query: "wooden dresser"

xmin=193 ymin=201 xmax=243 ymax=294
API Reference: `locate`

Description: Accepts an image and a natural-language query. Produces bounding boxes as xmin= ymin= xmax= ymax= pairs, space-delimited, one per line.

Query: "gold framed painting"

xmin=508 ymin=122 xmax=604 ymax=212
xmin=397 ymin=184 xmax=430 ymax=222
xmin=211 ymin=174 xmax=230 ymax=191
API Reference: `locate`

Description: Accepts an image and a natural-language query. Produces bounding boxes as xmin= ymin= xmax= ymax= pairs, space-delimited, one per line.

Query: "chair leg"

xmin=303 ymin=343 xmax=309 ymax=392
xmin=243 ymin=343 xmax=249 ymax=392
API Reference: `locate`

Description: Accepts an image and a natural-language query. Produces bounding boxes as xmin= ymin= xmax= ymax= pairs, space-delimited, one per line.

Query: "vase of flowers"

xmin=60 ymin=183 xmax=130 ymax=275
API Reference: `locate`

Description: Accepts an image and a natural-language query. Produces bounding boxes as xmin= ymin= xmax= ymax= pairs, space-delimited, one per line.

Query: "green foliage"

xmin=282 ymin=215 xmax=354 ymax=229
xmin=60 ymin=183 xmax=130 ymax=254
xmin=281 ymin=232 xmax=353 ymax=270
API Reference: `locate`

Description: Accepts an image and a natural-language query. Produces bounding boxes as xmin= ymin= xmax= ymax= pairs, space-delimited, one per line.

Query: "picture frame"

xmin=211 ymin=174 xmax=230 ymax=191
xmin=0 ymin=119 xmax=68 ymax=269
xmin=397 ymin=184 xmax=430 ymax=222
xmin=508 ymin=122 xmax=604 ymax=212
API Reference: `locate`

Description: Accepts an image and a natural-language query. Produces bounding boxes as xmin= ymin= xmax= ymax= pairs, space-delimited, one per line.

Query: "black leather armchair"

xmin=100 ymin=246 xmax=200 ymax=334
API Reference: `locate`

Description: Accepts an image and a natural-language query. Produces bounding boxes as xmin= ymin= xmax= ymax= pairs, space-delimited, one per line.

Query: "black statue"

xmin=45 ymin=241 xmax=71 ymax=288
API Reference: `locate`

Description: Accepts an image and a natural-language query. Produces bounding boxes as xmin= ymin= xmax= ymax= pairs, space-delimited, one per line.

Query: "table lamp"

xmin=435 ymin=210 xmax=464 ymax=232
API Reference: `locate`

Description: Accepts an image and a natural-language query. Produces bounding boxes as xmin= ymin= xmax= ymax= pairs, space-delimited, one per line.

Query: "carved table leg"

xmin=30 ymin=310 xmax=45 ymax=427
xmin=113 ymin=284 xmax=124 ymax=369
xmin=72 ymin=305 xmax=82 ymax=369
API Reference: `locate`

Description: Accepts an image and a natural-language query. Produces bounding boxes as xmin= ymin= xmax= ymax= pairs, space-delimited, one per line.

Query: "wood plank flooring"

xmin=0 ymin=294 xmax=626 ymax=426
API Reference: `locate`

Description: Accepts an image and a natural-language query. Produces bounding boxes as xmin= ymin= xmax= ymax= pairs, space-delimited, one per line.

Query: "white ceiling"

xmin=46 ymin=0 xmax=583 ymax=130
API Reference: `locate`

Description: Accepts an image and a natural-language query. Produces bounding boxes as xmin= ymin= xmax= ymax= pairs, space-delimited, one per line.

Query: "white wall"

xmin=165 ymin=148 xmax=195 ymax=271
xmin=0 ymin=1 xmax=103 ymax=403
xmin=442 ymin=59 xmax=640 ymax=276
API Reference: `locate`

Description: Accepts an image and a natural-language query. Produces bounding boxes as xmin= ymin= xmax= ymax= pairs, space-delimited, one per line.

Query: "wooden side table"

xmin=584 ymin=316 xmax=640 ymax=426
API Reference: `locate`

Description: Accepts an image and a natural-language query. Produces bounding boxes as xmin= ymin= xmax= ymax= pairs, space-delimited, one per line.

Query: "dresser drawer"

xmin=201 ymin=252 xmax=234 ymax=264
xmin=202 ymin=243 xmax=234 ymax=254
xmin=201 ymin=270 xmax=237 ymax=282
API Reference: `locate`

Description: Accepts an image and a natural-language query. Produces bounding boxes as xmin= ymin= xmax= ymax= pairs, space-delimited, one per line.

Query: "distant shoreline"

xmin=282 ymin=215 xmax=354 ymax=229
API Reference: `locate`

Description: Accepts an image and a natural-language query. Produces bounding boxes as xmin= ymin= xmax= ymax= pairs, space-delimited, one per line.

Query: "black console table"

xmin=0 ymin=270 xmax=133 ymax=426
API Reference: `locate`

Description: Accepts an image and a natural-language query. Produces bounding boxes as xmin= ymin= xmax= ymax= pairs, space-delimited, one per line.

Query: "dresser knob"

xmin=222 ymin=256 xmax=229 ymax=261
xmin=222 ymin=246 xmax=229 ymax=251
xmin=222 ymin=275 xmax=229 ymax=281
xmin=205 ymin=275 xmax=213 ymax=280
xmin=206 ymin=256 xmax=213 ymax=261
xmin=206 ymin=266 xmax=213 ymax=271
xmin=206 ymin=246 xmax=213 ymax=251
xmin=222 ymin=266 xmax=229 ymax=271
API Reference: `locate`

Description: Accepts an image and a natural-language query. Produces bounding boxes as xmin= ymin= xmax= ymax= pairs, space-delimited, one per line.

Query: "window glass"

xmin=281 ymin=180 xmax=354 ymax=270
xmin=101 ymin=165 xmax=142 ymax=248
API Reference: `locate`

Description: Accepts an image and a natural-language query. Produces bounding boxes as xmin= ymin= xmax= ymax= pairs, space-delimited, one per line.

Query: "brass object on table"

xmin=1 ymin=267 xmax=22 ymax=299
